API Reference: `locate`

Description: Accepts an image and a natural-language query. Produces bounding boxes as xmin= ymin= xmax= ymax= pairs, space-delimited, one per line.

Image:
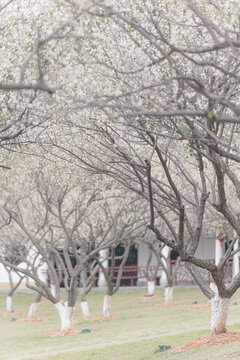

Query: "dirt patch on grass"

xmin=2 ymin=312 xmax=26 ymax=316
xmin=45 ymin=329 xmax=81 ymax=337
xmin=190 ymin=303 xmax=211 ymax=309
xmin=92 ymin=317 xmax=118 ymax=322
xmin=155 ymin=302 xmax=184 ymax=307
xmin=17 ymin=317 xmax=51 ymax=322
xmin=39 ymin=300 xmax=52 ymax=305
xmin=128 ymin=296 xmax=163 ymax=303
xmin=172 ymin=332 xmax=240 ymax=352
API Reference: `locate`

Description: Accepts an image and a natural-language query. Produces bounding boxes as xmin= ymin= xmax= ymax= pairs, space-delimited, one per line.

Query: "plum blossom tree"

xmin=143 ymin=231 xmax=180 ymax=301
xmin=0 ymin=242 xmax=26 ymax=313
xmin=1 ymin=0 xmax=240 ymax=336
xmin=44 ymin=0 xmax=240 ymax=334
xmin=84 ymin=197 xmax=146 ymax=318
xmin=0 ymin=172 xmax=121 ymax=330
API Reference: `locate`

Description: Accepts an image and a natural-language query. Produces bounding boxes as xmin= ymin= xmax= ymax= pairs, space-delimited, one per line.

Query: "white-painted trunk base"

xmin=103 ymin=294 xmax=111 ymax=318
xmin=54 ymin=302 xmax=74 ymax=331
xmin=81 ymin=301 xmax=90 ymax=318
xmin=6 ymin=296 xmax=13 ymax=313
xmin=211 ymin=296 xmax=229 ymax=334
xmin=28 ymin=302 xmax=39 ymax=318
xmin=147 ymin=281 xmax=155 ymax=296
xmin=164 ymin=287 xmax=173 ymax=303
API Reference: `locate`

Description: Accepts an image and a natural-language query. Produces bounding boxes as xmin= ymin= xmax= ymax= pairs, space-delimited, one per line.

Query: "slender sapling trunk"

xmin=103 ymin=294 xmax=112 ymax=318
xmin=28 ymin=293 xmax=42 ymax=318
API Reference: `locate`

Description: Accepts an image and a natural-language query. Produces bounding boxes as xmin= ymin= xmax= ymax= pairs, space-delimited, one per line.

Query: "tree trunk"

xmin=210 ymin=295 xmax=230 ymax=334
xmin=28 ymin=303 xmax=39 ymax=318
xmin=210 ymin=282 xmax=218 ymax=295
xmin=80 ymin=289 xmax=90 ymax=318
xmin=54 ymin=302 xmax=74 ymax=331
xmin=28 ymin=293 xmax=42 ymax=318
xmin=103 ymin=294 xmax=111 ymax=318
xmin=6 ymin=296 xmax=13 ymax=313
xmin=98 ymin=249 xmax=108 ymax=287
xmin=164 ymin=287 xmax=173 ymax=303
xmin=146 ymin=280 xmax=155 ymax=296
xmin=80 ymin=301 xmax=90 ymax=318
xmin=51 ymin=284 xmax=56 ymax=297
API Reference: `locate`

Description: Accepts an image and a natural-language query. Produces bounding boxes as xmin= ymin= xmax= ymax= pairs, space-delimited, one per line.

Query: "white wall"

xmin=0 ymin=246 xmax=49 ymax=284
xmin=0 ymin=262 xmax=27 ymax=283
xmin=138 ymin=235 xmax=215 ymax=267
xmin=138 ymin=242 xmax=159 ymax=267
xmin=195 ymin=235 xmax=215 ymax=260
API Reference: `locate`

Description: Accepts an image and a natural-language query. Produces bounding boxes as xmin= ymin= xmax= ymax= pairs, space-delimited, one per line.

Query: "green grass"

xmin=1 ymin=287 xmax=240 ymax=360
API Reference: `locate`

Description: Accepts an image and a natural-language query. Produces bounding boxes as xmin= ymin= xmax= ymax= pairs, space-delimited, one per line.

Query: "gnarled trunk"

xmin=6 ymin=296 xmax=13 ymax=313
xmin=164 ymin=286 xmax=173 ymax=303
xmin=54 ymin=302 xmax=74 ymax=331
xmin=103 ymin=294 xmax=111 ymax=318
xmin=80 ymin=301 xmax=90 ymax=318
xmin=146 ymin=281 xmax=155 ymax=296
xmin=210 ymin=295 xmax=230 ymax=334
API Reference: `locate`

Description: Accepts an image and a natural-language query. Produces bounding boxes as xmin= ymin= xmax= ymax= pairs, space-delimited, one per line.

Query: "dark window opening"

xmin=170 ymin=250 xmax=179 ymax=260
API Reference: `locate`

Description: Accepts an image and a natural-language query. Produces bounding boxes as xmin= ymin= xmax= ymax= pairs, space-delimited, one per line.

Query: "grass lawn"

xmin=1 ymin=287 xmax=240 ymax=360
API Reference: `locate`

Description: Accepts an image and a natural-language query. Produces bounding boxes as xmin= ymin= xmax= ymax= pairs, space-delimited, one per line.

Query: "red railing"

xmin=102 ymin=258 xmax=235 ymax=286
